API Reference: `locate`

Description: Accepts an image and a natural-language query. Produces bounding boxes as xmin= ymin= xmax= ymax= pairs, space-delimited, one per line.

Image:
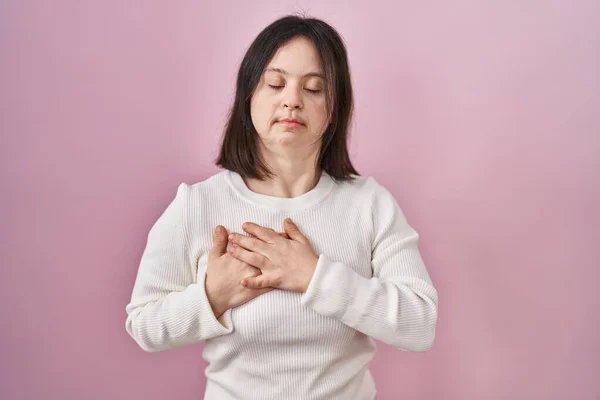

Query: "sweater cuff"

xmin=197 ymin=277 xmax=234 ymax=338
xmin=300 ymin=254 xmax=359 ymax=319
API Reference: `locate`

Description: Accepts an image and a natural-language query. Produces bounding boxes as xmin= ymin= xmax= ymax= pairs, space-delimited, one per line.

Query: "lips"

xmin=278 ymin=120 xmax=303 ymax=128
xmin=277 ymin=117 xmax=304 ymax=129
xmin=278 ymin=118 xmax=303 ymax=124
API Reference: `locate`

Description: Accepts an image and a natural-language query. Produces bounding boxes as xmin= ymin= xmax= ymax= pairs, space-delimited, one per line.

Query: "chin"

xmin=275 ymin=136 xmax=300 ymax=146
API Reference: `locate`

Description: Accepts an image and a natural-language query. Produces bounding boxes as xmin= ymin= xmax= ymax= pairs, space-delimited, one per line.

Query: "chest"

xmin=191 ymin=200 xmax=373 ymax=276
xmin=189 ymin=202 xmax=373 ymax=342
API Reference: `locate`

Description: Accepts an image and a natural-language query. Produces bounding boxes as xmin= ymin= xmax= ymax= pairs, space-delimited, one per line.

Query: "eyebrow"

xmin=265 ymin=67 xmax=324 ymax=79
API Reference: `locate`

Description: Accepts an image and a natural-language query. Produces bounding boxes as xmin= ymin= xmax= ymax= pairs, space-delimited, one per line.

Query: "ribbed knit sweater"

xmin=125 ymin=169 xmax=438 ymax=400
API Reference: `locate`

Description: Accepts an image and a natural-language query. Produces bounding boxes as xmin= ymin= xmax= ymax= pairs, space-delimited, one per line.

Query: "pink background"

xmin=1 ymin=1 xmax=599 ymax=399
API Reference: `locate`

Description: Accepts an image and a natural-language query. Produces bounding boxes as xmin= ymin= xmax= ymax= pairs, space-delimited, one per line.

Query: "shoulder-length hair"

xmin=215 ymin=14 xmax=359 ymax=181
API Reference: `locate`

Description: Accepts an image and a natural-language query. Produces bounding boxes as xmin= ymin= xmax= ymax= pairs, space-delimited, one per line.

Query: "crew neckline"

xmin=224 ymin=169 xmax=335 ymax=213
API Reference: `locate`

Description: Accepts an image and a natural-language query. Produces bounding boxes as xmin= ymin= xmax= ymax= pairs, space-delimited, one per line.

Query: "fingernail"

xmin=241 ymin=280 xmax=247 ymax=287
xmin=215 ymin=226 xmax=222 ymax=233
xmin=228 ymin=234 xmax=234 ymax=241
xmin=285 ymin=218 xmax=292 ymax=223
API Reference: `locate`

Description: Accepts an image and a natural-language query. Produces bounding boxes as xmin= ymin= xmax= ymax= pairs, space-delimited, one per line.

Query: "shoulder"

xmin=175 ymin=169 xmax=230 ymax=197
xmin=164 ymin=170 xmax=231 ymax=217
xmin=332 ymin=174 xmax=397 ymax=204
xmin=336 ymin=175 xmax=410 ymax=227
xmin=186 ymin=169 xmax=229 ymax=192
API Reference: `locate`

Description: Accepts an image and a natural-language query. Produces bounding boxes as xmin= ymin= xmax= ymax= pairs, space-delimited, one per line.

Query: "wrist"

xmin=301 ymin=255 xmax=319 ymax=292
xmin=205 ymin=280 xmax=227 ymax=318
xmin=211 ymin=303 xmax=226 ymax=319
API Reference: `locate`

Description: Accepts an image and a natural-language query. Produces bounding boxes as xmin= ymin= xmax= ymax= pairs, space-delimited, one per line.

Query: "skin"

xmin=248 ymin=35 xmax=331 ymax=198
xmin=206 ymin=36 xmax=330 ymax=316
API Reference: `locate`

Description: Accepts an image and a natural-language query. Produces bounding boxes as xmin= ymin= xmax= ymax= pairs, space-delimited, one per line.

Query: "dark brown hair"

xmin=215 ymin=14 xmax=359 ymax=181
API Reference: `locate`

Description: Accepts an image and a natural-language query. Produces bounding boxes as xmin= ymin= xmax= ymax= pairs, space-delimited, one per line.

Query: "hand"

xmin=204 ymin=225 xmax=273 ymax=318
xmin=227 ymin=218 xmax=319 ymax=293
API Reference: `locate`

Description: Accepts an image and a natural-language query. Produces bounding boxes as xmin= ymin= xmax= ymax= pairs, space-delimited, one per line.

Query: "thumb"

xmin=283 ymin=218 xmax=305 ymax=242
xmin=209 ymin=225 xmax=229 ymax=259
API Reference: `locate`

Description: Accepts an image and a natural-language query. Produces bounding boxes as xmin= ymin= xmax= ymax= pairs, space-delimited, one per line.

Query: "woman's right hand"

xmin=205 ymin=225 xmax=273 ymax=318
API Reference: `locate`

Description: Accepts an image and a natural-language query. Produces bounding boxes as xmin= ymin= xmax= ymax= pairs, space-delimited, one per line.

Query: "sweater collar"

xmin=225 ymin=169 xmax=335 ymax=213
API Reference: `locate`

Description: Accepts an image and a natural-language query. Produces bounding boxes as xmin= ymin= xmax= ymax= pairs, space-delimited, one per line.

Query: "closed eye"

xmin=269 ymin=84 xmax=321 ymax=94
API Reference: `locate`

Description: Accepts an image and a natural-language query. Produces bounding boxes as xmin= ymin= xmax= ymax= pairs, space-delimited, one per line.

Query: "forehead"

xmin=266 ymin=36 xmax=323 ymax=75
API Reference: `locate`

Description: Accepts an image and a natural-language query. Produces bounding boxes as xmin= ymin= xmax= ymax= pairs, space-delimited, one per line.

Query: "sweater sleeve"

xmin=125 ymin=183 xmax=233 ymax=352
xmin=300 ymin=179 xmax=438 ymax=351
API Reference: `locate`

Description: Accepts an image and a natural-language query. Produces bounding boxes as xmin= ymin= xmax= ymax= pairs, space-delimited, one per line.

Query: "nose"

xmin=283 ymin=85 xmax=303 ymax=109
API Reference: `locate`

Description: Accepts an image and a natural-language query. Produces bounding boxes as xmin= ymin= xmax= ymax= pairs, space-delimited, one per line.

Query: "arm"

xmin=125 ymin=183 xmax=233 ymax=352
xmin=300 ymin=179 xmax=438 ymax=351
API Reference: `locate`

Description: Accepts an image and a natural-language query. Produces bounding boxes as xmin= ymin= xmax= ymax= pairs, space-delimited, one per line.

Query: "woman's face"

xmin=250 ymin=36 xmax=330 ymax=155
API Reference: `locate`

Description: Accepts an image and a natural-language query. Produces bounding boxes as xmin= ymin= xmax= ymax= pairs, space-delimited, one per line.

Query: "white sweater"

xmin=125 ymin=169 xmax=438 ymax=400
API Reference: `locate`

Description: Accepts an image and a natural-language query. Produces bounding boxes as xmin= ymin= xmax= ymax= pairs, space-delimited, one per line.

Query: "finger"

xmin=249 ymin=286 xmax=273 ymax=296
xmin=278 ymin=232 xmax=290 ymax=239
xmin=228 ymin=233 xmax=269 ymax=255
xmin=228 ymin=243 xmax=266 ymax=268
xmin=283 ymin=218 xmax=307 ymax=243
xmin=209 ymin=225 xmax=229 ymax=259
xmin=260 ymin=286 xmax=273 ymax=294
xmin=242 ymin=222 xmax=278 ymax=243
xmin=241 ymin=274 xmax=277 ymax=289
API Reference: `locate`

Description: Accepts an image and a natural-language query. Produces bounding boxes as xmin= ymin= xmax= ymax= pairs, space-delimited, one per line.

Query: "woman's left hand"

xmin=227 ymin=218 xmax=318 ymax=293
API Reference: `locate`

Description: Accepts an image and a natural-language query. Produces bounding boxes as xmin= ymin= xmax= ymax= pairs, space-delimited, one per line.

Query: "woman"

xmin=125 ymin=14 xmax=438 ymax=400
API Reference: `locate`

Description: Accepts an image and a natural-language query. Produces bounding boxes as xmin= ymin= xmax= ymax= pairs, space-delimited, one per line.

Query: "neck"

xmin=245 ymin=147 xmax=321 ymax=198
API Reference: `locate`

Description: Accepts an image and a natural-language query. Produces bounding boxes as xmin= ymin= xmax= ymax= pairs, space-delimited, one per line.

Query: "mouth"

xmin=277 ymin=118 xmax=304 ymax=128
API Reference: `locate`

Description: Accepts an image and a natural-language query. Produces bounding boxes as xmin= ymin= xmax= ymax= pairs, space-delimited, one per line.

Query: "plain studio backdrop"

xmin=1 ymin=1 xmax=598 ymax=399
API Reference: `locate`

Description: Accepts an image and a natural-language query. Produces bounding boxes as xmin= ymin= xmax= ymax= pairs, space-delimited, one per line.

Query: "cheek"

xmin=250 ymin=97 xmax=272 ymax=132
xmin=308 ymin=102 xmax=329 ymax=132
